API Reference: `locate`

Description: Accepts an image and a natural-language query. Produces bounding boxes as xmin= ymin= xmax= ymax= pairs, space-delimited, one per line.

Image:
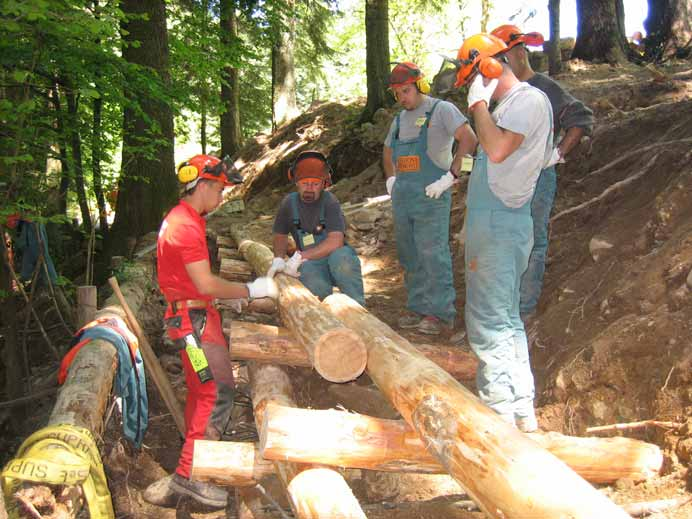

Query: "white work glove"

xmin=385 ymin=176 xmax=396 ymax=196
xmin=467 ymin=75 xmax=499 ymax=111
xmin=283 ymin=251 xmax=304 ymax=278
xmin=425 ymin=172 xmax=457 ymax=199
xmin=266 ymin=257 xmax=286 ymax=278
xmin=544 ymin=147 xmax=566 ymax=168
xmin=246 ymin=277 xmax=279 ymax=299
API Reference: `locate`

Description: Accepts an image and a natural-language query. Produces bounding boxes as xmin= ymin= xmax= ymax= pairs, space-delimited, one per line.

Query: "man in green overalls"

xmin=269 ymin=150 xmax=365 ymax=306
xmin=383 ymin=62 xmax=478 ymax=335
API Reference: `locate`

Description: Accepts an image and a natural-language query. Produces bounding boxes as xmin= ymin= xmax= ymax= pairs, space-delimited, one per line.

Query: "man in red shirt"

xmin=145 ymin=154 xmax=277 ymax=509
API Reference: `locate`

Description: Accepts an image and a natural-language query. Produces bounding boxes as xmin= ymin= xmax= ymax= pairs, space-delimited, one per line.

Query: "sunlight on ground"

xmin=362 ymin=256 xmax=400 ymax=295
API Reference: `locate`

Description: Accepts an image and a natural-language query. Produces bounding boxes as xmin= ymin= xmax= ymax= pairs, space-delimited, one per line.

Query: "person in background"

xmin=145 ymin=154 xmax=278 ymax=509
xmin=491 ymin=25 xmax=595 ymax=324
xmin=268 ymin=150 xmax=365 ymax=306
xmin=383 ymin=61 xmax=478 ymax=335
xmin=454 ymin=33 xmax=553 ymax=431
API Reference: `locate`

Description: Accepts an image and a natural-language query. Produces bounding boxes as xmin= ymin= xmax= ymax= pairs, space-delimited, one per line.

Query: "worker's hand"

xmin=284 ymin=251 xmax=303 ymax=278
xmin=467 ymin=75 xmax=498 ymax=112
xmin=425 ymin=172 xmax=457 ymax=199
xmin=544 ymin=147 xmax=566 ymax=168
xmin=246 ymin=277 xmax=279 ymax=299
xmin=266 ymin=257 xmax=286 ymax=278
xmin=385 ymin=176 xmax=396 ymax=196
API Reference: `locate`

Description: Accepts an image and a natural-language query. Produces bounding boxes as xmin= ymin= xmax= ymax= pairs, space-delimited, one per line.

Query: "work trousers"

xmin=299 ymin=245 xmax=365 ymax=306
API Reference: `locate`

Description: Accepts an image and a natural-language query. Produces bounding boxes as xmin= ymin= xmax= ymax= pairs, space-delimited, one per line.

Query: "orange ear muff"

xmin=478 ymin=57 xmax=503 ymax=79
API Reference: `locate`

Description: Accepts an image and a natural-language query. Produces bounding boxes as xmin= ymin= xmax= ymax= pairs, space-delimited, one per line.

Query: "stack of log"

xmin=203 ymin=230 xmax=663 ymax=519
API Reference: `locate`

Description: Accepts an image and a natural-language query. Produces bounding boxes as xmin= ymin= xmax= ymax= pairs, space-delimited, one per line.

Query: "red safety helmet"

xmin=177 ymin=154 xmax=239 ymax=189
xmin=491 ymin=24 xmax=545 ymax=50
xmin=454 ymin=33 xmax=508 ymax=88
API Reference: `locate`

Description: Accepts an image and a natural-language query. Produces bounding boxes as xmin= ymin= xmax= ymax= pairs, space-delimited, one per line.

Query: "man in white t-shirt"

xmin=454 ymin=34 xmax=553 ymax=431
xmin=383 ymin=62 xmax=478 ymax=335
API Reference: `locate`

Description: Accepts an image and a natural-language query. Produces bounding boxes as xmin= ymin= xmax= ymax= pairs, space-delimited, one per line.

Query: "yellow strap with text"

xmin=1 ymin=424 xmax=114 ymax=519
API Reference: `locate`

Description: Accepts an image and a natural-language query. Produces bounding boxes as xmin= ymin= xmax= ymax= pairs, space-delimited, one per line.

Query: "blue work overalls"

xmin=290 ymin=193 xmax=365 ymax=306
xmin=464 ymin=150 xmax=535 ymax=424
xmin=391 ymin=101 xmax=456 ymax=324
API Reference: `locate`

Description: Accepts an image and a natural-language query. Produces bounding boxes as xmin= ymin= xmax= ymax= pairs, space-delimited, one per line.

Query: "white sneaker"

xmin=516 ymin=415 xmax=538 ymax=433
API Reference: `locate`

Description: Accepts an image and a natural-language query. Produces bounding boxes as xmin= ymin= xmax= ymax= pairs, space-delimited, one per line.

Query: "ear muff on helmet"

xmin=389 ymin=62 xmax=430 ymax=94
xmin=454 ymin=33 xmax=509 ymax=88
xmin=177 ymin=154 xmax=240 ymax=190
xmin=178 ymin=164 xmax=199 ymax=183
xmin=287 ymin=150 xmax=333 ymax=187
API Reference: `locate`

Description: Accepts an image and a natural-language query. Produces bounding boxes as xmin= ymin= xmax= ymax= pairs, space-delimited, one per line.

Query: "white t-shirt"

xmin=487 ymin=83 xmax=553 ymax=208
xmin=384 ymin=96 xmax=468 ymax=171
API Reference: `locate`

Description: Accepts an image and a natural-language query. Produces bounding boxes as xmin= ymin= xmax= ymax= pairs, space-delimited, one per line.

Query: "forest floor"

xmin=2 ymin=58 xmax=692 ymax=518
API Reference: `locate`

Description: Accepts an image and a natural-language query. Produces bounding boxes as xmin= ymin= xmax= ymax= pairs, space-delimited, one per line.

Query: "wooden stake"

xmin=76 ymin=285 xmax=97 ymax=328
xmin=108 ymin=276 xmax=185 ymax=436
xmin=586 ymin=420 xmax=684 ymax=434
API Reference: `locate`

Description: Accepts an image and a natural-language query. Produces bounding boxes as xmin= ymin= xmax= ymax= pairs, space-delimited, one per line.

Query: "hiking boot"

xmin=170 ymin=473 xmax=228 ymax=509
xmin=143 ymin=474 xmax=178 ymax=507
xmin=418 ymin=316 xmax=442 ymax=335
xmin=398 ymin=313 xmax=423 ymax=329
xmin=516 ymin=415 xmax=539 ymax=433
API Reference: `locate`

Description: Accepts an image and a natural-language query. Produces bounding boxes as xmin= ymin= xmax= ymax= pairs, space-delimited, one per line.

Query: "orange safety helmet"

xmin=388 ymin=62 xmax=431 ymax=94
xmin=454 ymin=33 xmax=509 ymax=88
xmin=177 ymin=154 xmax=242 ymax=189
xmin=491 ymin=24 xmax=545 ymax=50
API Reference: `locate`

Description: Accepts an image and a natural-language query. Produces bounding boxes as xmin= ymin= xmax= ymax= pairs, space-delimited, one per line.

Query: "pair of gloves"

xmin=387 ymin=172 xmax=457 ymax=200
xmin=266 ymin=251 xmax=304 ymax=279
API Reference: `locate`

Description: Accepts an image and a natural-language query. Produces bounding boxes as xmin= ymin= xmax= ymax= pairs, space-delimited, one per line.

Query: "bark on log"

xmin=220 ymin=258 xmax=254 ymax=282
xmin=229 ymin=228 xmax=366 ymax=383
xmin=247 ymin=362 xmax=366 ymax=519
xmin=258 ymin=403 xmax=662 ymax=483
xmin=322 ymin=293 xmax=631 ymax=519
xmin=192 ymin=440 xmax=273 ymax=486
xmin=227 ymin=321 xmax=476 ymax=382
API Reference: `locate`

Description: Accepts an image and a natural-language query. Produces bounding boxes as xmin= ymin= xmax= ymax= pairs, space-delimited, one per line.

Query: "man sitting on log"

xmin=268 ymin=150 xmax=366 ymax=306
xmin=144 ymin=154 xmax=278 ymax=509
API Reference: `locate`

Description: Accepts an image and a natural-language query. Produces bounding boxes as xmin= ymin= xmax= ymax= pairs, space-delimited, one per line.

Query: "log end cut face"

xmin=313 ymin=328 xmax=368 ymax=383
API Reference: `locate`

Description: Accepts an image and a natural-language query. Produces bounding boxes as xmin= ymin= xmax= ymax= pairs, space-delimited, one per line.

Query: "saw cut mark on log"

xmin=321 ymin=293 xmax=632 ymax=519
xmin=229 ymin=228 xmax=367 ymax=383
xmin=258 ymin=403 xmax=662 ymax=483
xmin=247 ymin=362 xmax=367 ymax=519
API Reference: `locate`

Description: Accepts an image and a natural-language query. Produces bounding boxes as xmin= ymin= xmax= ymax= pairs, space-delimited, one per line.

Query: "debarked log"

xmin=321 ymin=293 xmax=631 ymax=519
xmin=258 ymin=403 xmax=662 ymax=484
xmin=229 ymin=228 xmax=366 ymax=383
xmin=226 ymin=321 xmax=477 ymax=383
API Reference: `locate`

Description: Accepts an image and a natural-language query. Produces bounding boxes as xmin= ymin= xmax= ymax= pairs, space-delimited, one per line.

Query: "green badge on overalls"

xmin=302 ymin=233 xmax=315 ymax=247
xmin=415 ymin=116 xmax=427 ymax=127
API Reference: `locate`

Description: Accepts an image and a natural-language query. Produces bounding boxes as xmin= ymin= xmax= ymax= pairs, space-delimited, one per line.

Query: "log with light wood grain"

xmin=321 ymin=293 xmax=631 ymax=519
xmin=191 ymin=440 xmax=274 ymax=486
xmin=218 ymin=247 xmax=242 ymax=261
xmin=247 ymin=362 xmax=366 ymax=519
xmin=226 ymin=321 xmax=476 ymax=382
xmin=229 ymin=227 xmax=367 ymax=383
xmin=220 ymin=258 xmax=254 ymax=281
xmin=258 ymin=403 xmax=662 ymax=483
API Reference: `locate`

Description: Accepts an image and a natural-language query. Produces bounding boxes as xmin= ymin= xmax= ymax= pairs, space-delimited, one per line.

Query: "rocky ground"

xmin=2 ymin=58 xmax=692 ymax=518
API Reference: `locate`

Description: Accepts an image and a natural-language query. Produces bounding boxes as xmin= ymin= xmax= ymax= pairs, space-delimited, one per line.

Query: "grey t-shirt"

xmin=487 ymin=82 xmax=553 ymax=208
xmin=384 ymin=96 xmax=468 ymax=170
xmin=273 ymin=191 xmax=346 ymax=245
xmin=527 ymin=73 xmax=594 ymax=137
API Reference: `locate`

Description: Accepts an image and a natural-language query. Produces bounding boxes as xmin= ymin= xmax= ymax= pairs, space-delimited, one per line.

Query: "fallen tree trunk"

xmin=220 ymin=258 xmax=254 ymax=282
xmin=247 ymin=362 xmax=366 ymax=519
xmin=258 ymin=403 xmax=662 ymax=483
xmin=191 ymin=440 xmax=274 ymax=486
xmin=322 ymin=293 xmax=631 ymax=519
xmin=229 ymin=228 xmax=366 ymax=383
xmin=226 ymin=321 xmax=477 ymax=382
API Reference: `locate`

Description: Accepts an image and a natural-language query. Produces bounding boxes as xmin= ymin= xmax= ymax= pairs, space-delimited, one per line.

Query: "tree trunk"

xmin=65 ymin=88 xmax=92 ymax=234
xmin=271 ymin=0 xmax=298 ymax=129
xmin=548 ymin=0 xmax=563 ymax=75
xmin=259 ymin=403 xmax=662 ymax=483
xmin=226 ymin=321 xmax=478 ymax=382
xmin=645 ymin=0 xmax=692 ymax=61
xmin=247 ymin=362 xmax=366 ymax=519
xmin=51 ymin=85 xmax=71 ymax=216
xmin=228 ymin=228 xmax=367 ymax=383
xmin=220 ymin=0 xmax=242 ymax=157
xmin=322 ymin=293 xmax=631 ymax=519
xmin=219 ymin=258 xmax=254 ymax=281
xmin=480 ymin=0 xmax=491 ymax=32
xmin=192 ymin=440 xmax=274 ymax=486
xmin=360 ymin=0 xmax=391 ymax=123
xmin=111 ymin=0 xmax=176 ymax=254
xmin=92 ymin=95 xmax=108 ymax=235
xmin=572 ymin=0 xmax=628 ymax=63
